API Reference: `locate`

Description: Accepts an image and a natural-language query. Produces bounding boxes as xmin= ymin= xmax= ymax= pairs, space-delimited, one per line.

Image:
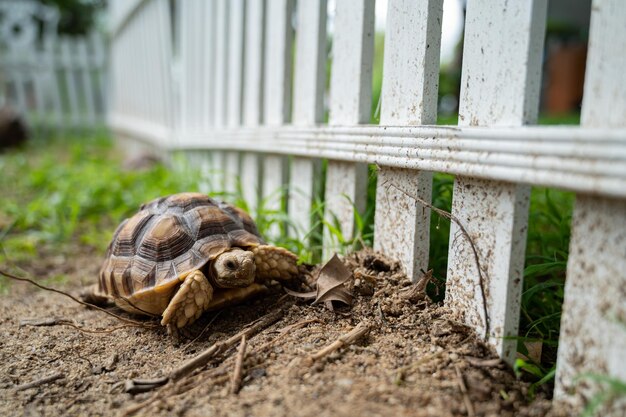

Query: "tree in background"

xmin=41 ymin=0 xmax=106 ymax=35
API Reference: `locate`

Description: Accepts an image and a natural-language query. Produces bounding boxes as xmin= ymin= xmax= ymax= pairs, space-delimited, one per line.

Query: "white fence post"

xmin=60 ymin=38 xmax=81 ymax=128
xmin=373 ymin=0 xmax=442 ymax=282
xmin=241 ymin=0 xmax=265 ymax=215
xmin=555 ymin=1 xmax=626 ymax=412
xmin=262 ymin=0 xmax=294 ymax=239
xmin=225 ymin=0 xmax=246 ymax=200
xmin=288 ymin=0 xmax=327 ymax=239
xmin=444 ymin=0 xmax=547 ymax=364
xmin=76 ymin=38 xmax=96 ymax=126
xmin=214 ymin=0 xmax=236 ymax=194
xmin=324 ymin=0 xmax=374 ymax=256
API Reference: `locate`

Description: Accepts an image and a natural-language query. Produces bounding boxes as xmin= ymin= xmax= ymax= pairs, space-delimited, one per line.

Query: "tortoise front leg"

xmin=161 ymin=270 xmax=213 ymax=337
xmin=251 ymin=245 xmax=300 ymax=282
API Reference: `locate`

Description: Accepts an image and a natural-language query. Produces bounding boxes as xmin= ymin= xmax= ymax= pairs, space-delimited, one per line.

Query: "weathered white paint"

xmin=108 ymin=0 xmax=172 ymax=143
xmin=555 ymin=1 xmax=626 ymax=413
xmin=242 ymin=0 xmax=265 ymax=127
xmin=60 ymin=38 xmax=80 ymax=127
xmin=374 ymin=0 xmax=442 ymax=282
xmin=262 ymin=0 xmax=294 ymax=238
xmin=288 ymin=0 xmax=327 ymax=238
xmin=76 ymin=39 xmax=96 ymax=125
xmin=142 ymin=124 xmax=626 ymax=198
xmin=324 ymin=0 xmax=374 ymax=255
xmin=210 ymin=0 xmax=230 ymax=194
xmin=240 ymin=153 xmax=261 ymax=214
xmin=211 ymin=151 xmax=225 ymax=191
xmin=240 ymin=0 xmax=265 ymax=214
xmin=444 ymin=0 xmax=547 ymax=364
xmin=214 ymin=0 xmax=230 ymax=128
xmin=224 ymin=151 xmax=240 ymax=195
xmin=179 ymin=0 xmax=214 ymax=132
xmin=227 ymin=0 xmax=245 ymax=128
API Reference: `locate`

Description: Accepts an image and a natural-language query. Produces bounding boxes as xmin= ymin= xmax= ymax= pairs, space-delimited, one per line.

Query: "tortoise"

xmin=82 ymin=192 xmax=302 ymax=336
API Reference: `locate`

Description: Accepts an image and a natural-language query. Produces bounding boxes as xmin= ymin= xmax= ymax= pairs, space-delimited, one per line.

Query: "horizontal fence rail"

xmin=110 ymin=121 xmax=626 ymax=198
xmin=108 ymin=0 xmax=626 ymax=414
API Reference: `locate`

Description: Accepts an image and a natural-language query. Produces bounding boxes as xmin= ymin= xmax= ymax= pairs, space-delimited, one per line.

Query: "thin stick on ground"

xmin=122 ymin=309 xmax=285 ymax=416
xmin=455 ymin=364 xmax=476 ymax=417
xmin=181 ymin=310 xmax=223 ymax=352
xmin=122 ymin=308 xmax=285 ymax=401
xmin=19 ymin=316 xmax=139 ymax=335
xmin=15 ymin=372 xmax=65 ymax=391
xmin=230 ymin=335 xmax=247 ymax=394
xmin=0 ymin=269 xmax=157 ymax=328
xmin=305 ymin=321 xmax=371 ymax=365
xmin=170 ymin=308 xmax=284 ymax=382
xmin=382 ymin=179 xmax=490 ymax=340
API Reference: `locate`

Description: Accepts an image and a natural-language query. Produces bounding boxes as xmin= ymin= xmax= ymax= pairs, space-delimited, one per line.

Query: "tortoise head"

xmin=210 ymin=248 xmax=256 ymax=288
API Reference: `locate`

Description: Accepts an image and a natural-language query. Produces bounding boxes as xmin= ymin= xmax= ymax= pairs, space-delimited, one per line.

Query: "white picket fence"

xmin=108 ymin=0 xmax=626 ymax=412
xmin=0 ymin=1 xmax=107 ymax=131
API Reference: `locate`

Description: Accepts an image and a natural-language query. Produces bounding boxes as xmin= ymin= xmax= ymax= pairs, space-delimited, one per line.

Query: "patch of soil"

xmin=0 ymin=248 xmax=568 ymax=417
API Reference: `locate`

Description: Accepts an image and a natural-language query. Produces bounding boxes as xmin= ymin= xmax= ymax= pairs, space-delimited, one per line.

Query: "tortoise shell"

xmin=98 ymin=193 xmax=264 ymax=300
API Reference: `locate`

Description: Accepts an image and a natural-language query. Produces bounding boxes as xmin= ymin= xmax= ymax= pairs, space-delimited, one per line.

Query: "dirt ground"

xmin=0 ymin=246 xmax=571 ymax=417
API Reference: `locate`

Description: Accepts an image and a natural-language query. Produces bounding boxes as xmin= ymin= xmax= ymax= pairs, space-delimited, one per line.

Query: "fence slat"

xmin=202 ymin=0 xmax=216 ymax=131
xmin=555 ymin=1 xmax=626 ymax=411
xmin=224 ymin=151 xmax=240 ymax=196
xmin=227 ymin=0 xmax=245 ymax=128
xmin=214 ymin=0 xmax=230 ymax=128
xmin=153 ymin=1 xmax=169 ymax=129
xmin=373 ymin=0 xmax=442 ymax=281
xmin=288 ymin=0 xmax=327 ymax=238
xmin=262 ymin=0 xmax=294 ymax=238
xmin=324 ymin=0 xmax=374 ymax=255
xmin=90 ymin=32 xmax=107 ymax=122
xmin=60 ymin=38 xmax=81 ymax=127
xmin=213 ymin=0 xmax=231 ymax=193
xmin=444 ymin=0 xmax=546 ymax=364
xmin=76 ymin=39 xmax=96 ymax=126
xmin=241 ymin=0 xmax=265 ymax=214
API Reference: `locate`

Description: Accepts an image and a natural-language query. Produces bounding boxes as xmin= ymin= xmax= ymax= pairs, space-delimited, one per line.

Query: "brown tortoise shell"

xmin=98 ymin=193 xmax=264 ymax=299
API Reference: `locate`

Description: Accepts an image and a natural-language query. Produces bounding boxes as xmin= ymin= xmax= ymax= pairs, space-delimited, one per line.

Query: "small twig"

xmin=19 ymin=317 xmax=74 ymax=327
xmin=278 ymin=318 xmax=321 ymax=335
xmin=123 ymin=377 xmax=169 ymax=395
xmin=399 ymin=269 xmax=434 ymax=303
xmin=382 ymin=180 xmax=490 ymax=340
xmin=122 ymin=309 xmax=285 ymax=415
xmin=455 ymin=365 xmax=475 ymax=417
xmin=230 ymin=335 xmax=247 ymax=394
xmin=122 ymin=308 xmax=285 ymax=397
xmin=0 ymin=269 xmax=157 ymax=328
xmin=19 ymin=316 xmax=142 ymax=335
xmin=306 ymin=321 xmax=371 ymax=365
xmin=376 ymin=302 xmax=388 ymax=325
xmin=170 ymin=308 xmax=284 ymax=382
xmin=464 ymin=356 xmax=504 ymax=368
xmin=15 ymin=372 xmax=65 ymax=391
xmin=181 ymin=310 xmax=223 ymax=352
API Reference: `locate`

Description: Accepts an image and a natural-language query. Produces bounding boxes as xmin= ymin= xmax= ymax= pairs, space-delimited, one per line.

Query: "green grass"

xmin=0 ymin=134 xmax=208 ymax=270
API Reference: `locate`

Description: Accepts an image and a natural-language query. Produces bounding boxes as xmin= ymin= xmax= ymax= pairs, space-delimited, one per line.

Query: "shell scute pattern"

xmin=99 ymin=193 xmax=264 ymax=299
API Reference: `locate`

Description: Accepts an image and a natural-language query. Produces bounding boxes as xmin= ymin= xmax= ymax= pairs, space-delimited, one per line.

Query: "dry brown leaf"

xmin=285 ymin=254 xmax=352 ymax=310
xmin=523 ymin=341 xmax=543 ymax=364
xmin=399 ymin=269 xmax=433 ymax=303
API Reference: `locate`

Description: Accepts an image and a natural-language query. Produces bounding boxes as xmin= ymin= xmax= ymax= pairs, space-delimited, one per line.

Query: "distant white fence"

xmin=0 ymin=0 xmax=107 ymax=131
xmin=108 ymin=0 xmax=626 ymax=413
